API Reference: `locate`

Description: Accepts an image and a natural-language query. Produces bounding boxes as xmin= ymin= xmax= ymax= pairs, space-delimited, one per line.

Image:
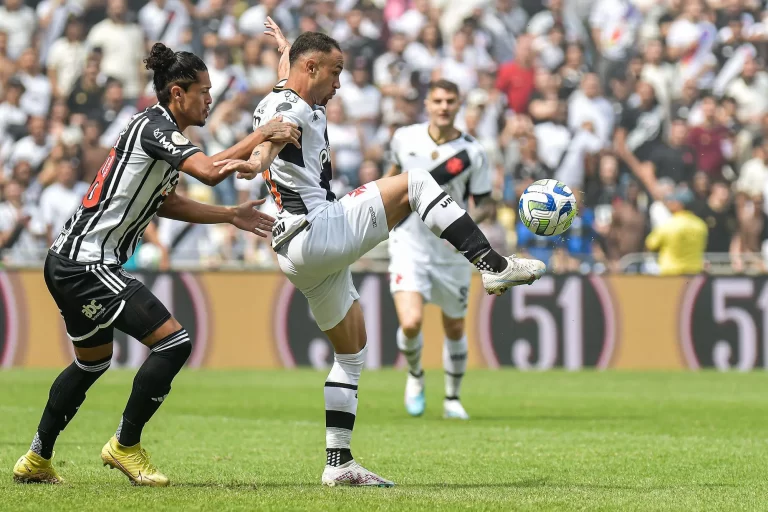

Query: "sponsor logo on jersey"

xmin=276 ymin=102 xmax=293 ymax=113
xmin=312 ymin=112 xmax=320 ymax=122
xmin=153 ymin=128 xmax=181 ymax=156
xmin=81 ymin=299 xmax=104 ymax=320
xmin=171 ymin=131 xmax=189 ymax=145
xmin=440 ymin=196 xmax=454 ymax=208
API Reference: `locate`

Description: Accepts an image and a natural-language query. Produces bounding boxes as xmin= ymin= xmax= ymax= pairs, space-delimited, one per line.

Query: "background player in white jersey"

xmin=218 ymin=20 xmax=546 ymax=487
xmin=384 ymin=80 xmax=493 ymax=420
xmin=13 ymin=43 xmax=299 ymax=486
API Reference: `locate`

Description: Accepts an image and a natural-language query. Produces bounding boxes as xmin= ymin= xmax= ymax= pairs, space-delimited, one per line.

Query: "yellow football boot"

xmin=101 ymin=436 xmax=169 ymax=487
xmin=13 ymin=451 xmax=64 ymax=484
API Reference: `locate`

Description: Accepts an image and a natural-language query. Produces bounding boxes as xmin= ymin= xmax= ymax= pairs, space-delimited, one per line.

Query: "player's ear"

xmin=306 ymin=57 xmax=317 ymax=77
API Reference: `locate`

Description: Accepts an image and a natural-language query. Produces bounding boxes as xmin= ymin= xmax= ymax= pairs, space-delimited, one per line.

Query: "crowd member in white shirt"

xmin=404 ymin=22 xmax=443 ymax=83
xmin=15 ymin=48 xmax=52 ymax=119
xmin=339 ymin=57 xmax=382 ymax=140
xmin=8 ymin=117 xmax=53 ymax=173
xmin=640 ymin=38 xmax=675 ymax=113
xmin=46 ymin=16 xmax=87 ymax=100
xmin=36 ymin=0 xmax=85 ymax=66
xmin=666 ymin=0 xmax=718 ymax=92
xmin=589 ymin=0 xmax=642 ymax=89
xmin=0 ymin=0 xmax=36 ymax=60
xmin=434 ymin=31 xmax=480 ymax=94
xmin=239 ymin=0 xmax=294 ymax=38
xmin=390 ymin=0 xmax=431 ymax=40
xmin=240 ymin=38 xmax=278 ymax=101
xmin=568 ymin=73 xmax=614 ymax=146
xmin=0 ymin=78 xmax=27 ymax=155
xmin=726 ymin=53 xmax=768 ymax=130
xmin=138 ymin=0 xmax=191 ymax=50
xmin=0 ymin=178 xmax=44 ymax=265
xmin=38 ymin=158 xmax=89 ymax=245
xmin=86 ymin=0 xmax=145 ymax=100
xmin=205 ymin=45 xmax=247 ymax=110
xmin=326 ymin=99 xmax=365 ymax=189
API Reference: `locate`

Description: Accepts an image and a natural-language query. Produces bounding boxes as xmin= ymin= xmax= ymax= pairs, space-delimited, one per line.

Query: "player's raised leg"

xmin=392 ymin=291 xmax=426 ymax=416
xmin=441 ymin=313 xmax=469 ymax=420
xmin=13 ymin=341 xmax=112 ymax=484
xmin=377 ymin=171 xmax=546 ymax=295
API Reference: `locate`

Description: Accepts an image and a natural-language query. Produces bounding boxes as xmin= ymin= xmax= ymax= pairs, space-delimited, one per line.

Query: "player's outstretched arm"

xmin=178 ymin=117 xmax=299 ymax=187
xmin=214 ymin=139 xmax=285 ymax=180
xmin=158 ymin=190 xmax=275 ymax=238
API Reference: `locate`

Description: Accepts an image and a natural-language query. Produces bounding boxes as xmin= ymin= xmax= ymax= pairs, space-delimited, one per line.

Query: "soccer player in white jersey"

xmin=384 ymin=79 xmax=492 ymax=420
xmin=218 ymin=20 xmax=546 ymax=487
xmin=13 ymin=43 xmax=299 ymax=486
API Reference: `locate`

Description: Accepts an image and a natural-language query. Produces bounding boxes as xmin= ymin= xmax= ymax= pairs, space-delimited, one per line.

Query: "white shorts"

xmin=388 ymin=249 xmax=472 ymax=319
xmin=276 ymin=183 xmax=389 ymax=331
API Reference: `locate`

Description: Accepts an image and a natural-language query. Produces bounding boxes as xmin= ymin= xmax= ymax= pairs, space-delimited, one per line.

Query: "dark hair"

xmin=145 ymin=42 xmax=207 ymax=105
xmin=428 ymin=79 xmax=460 ymax=96
xmin=288 ymin=32 xmax=341 ymax=67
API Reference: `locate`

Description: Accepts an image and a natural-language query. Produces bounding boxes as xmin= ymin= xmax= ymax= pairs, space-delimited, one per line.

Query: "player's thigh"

xmin=44 ymin=254 xmax=123 ymax=358
xmin=429 ymin=263 xmax=471 ymax=330
xmin=111 ymin=281 xmax=178 ymax=347
xmin=287 ymin=265 xmax=361 ymax=336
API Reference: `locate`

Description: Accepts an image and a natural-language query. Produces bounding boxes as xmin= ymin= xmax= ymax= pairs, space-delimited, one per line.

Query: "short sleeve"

xmin=469 ymin=145 xmax=492 ymax=196
xmin=141 ymin=120 xmax=201 ymax=169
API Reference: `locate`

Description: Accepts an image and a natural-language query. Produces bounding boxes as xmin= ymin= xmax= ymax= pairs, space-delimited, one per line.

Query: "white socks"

xmin=396 ymin=328 xmax=423 ymax=376
xmin=407 ymin=168 xmax=466 ymax=237
xmin=325 ymin=346 xmax=366 ymax=450
xmin=443 ymin=335 xmax=468 ymax=399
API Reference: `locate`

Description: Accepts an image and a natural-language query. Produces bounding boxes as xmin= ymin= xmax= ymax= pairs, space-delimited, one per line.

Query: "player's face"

xmin=425 ymin=88 xmax=460 ymax=129
xmin=178 ymin=71 xmax=212 ymax=127
xmin=314 ymin=50 xmax=343 ymax=106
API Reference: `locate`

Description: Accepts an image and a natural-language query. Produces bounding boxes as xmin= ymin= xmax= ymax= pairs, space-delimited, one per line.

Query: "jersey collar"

xmin=154 ymin=103 xmax=179 ymax=127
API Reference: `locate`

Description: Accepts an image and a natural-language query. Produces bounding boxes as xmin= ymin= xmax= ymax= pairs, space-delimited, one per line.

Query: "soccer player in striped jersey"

xmin=13 ymin=43 xmax=299 ymax=486
xmin=385 ymin=80 xmax=493 ymax=420
xmin=217 ymin=20 xmax=545 ymax=487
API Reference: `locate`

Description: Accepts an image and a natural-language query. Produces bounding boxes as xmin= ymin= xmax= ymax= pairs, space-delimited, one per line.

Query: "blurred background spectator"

xmin=2 ymin=0 xmax=768 ymax=274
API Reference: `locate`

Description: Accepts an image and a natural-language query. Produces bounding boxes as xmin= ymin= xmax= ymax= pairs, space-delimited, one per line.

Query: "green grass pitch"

xmin=1 ymin=369 xmax=767 ymax=511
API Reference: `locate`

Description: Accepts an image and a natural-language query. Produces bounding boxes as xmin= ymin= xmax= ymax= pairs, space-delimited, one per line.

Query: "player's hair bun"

xmin=145 ymin=43 xmax=176 ymax=72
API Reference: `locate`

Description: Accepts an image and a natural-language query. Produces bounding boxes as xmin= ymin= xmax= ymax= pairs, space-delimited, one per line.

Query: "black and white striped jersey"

xmin=252 ymin=80 xmax=336 ymax=218
xmin=51 ymin=104 xmax=202 ymax=265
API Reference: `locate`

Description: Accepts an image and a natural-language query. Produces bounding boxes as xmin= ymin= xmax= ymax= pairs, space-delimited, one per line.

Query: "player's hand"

xmin=264 ymin=16 xmax=289 ymax=53
xmin=230 ymin=199 xmax=275 ymax=238
xmin=259 ymin=116 xmax=301 ymax=148
xmin=215 ymin=159 xmax=262 ymax=180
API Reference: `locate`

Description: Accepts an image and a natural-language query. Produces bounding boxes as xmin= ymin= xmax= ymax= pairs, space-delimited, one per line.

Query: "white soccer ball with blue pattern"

xmin=519 ymin=179 xmax=578 ymax=236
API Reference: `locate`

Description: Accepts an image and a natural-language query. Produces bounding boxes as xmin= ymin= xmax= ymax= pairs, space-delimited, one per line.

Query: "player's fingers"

xmin=214 ymin=159 xmax=235 ymax=167
xmin=252 ymin=228 xmax=268 ymax=238
xmin=247 ymin=198 xmax=267 ymax=208
xmin=289 ymin=136 xmax=301 ymax=149
xmin=258 ymin=213 xmax=275 ymax=226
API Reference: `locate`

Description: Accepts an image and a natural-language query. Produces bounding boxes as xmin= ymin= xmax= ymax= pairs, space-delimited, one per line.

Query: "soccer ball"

xmin=519 ymin=179 xmax=578 ymax=236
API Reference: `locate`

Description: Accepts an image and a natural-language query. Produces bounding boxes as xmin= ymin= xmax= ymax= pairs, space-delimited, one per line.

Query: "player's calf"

xmin=378 ymin=170 xmax=545 ymax=294
xmin=115 ymin=329 xmax=191 ymax=447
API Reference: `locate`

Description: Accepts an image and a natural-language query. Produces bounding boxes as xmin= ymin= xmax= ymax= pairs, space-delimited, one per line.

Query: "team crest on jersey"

xmin=431 ymin=150 xmax=439 ymax=160
xmin=171 ymin=132 xmax=189 ymax=145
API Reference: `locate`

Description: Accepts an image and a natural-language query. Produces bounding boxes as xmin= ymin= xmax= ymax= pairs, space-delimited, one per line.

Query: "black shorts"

xmin=44 ymin=251 xmax=172 ymax=348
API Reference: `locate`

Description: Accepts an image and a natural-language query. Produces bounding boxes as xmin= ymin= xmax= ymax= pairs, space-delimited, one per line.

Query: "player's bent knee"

xmin=401 ymin=320 xmax=423 ymax=339
xmin=444 ymin=321 xmax=465 ymax=341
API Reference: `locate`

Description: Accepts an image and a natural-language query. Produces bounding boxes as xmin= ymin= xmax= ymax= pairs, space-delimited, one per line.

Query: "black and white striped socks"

xmin=444 ymin=336 xmax=468 ymax=400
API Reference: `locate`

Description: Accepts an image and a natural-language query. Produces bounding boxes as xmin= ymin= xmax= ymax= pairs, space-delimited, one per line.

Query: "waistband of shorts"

xmin=272 ymin=219 xmax=310 ymax=253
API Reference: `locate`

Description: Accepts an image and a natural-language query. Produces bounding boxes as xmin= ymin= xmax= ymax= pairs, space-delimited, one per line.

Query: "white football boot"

xmin=481 ymin=255 xmax=546 ymax=295
xmin=322 ymin=461 xmax=395 ymax=487
xmin=443 ymin=399 xmax=470 ymax=420
xmin=404 ymin=372 xmax=426 ymax=417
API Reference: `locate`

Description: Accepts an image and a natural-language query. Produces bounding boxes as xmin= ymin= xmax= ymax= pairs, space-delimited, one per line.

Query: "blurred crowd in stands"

xmin=2 ymin=0 xmax=768 ymax=273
